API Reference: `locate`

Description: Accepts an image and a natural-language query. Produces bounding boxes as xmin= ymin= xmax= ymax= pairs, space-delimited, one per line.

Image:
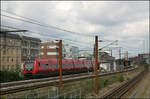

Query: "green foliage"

xmin=80 ymin=79 xmax=94 ymax=95
xmin=15 ymin=64 xmax=21 ymax=73
xmin=0 ymin=95 xmax=7 ymax=99
xmin=116 ymin=74 xmax=124 ymax=82
xmin=104 ymin=79 xmax=109 ymax=87
xmin=143 ymin=63 xmax=149 ymax=68
xmin=26 ymin=90 xmax=38 ymax=99
xmin=0 ymin=70 xmax=23 ymax=83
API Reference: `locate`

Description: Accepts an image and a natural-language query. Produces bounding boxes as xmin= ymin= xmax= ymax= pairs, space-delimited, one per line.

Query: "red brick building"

xmin=40 ymin=42 xmax=59 ymax=59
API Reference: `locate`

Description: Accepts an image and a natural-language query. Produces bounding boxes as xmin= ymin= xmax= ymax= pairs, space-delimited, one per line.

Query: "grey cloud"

xmin=77 ymin=1 xmax=149 ymax=27
xmin=1 ymin=1 xmax=149 ymax=56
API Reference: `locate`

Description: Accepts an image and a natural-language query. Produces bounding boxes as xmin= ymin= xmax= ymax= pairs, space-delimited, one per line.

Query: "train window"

xmin=74 ymin=63 xmax=78 ymax=67
xmin=52 ymin=64 xmax=57 ymax=69
xmin=41 ymin=64 xmax=45 ymax=68
xmin=66 ymin=64 xmax=69 ymax=68
xmin=48 ymin=64 xmax=51 ymax=68
xmin=41 ymin=64 xmax=48 ymax=69
xmin=79 ymin=64 xmax=82 ymax=67
xmin=25 ymin=62 xmax=34 ymax=68
xmin=46 ymin=64 xmax=48 ymax=68
xmin=56 ymin=64 xmax=59 ymax=69
xmin=67 ymin=63 xmax=70 ymax=68
xmin=69 ymin=63 xmax=73 ymax=68
xmin=63 ymin=64 xmax=65 ymax=68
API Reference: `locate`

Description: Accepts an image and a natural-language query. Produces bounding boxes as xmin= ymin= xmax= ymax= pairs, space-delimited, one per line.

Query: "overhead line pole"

xmin=119 ymin=47 xmax=121 ymax=65
xmin=126 ymin=51 xmax=128 ymax=75
xmin=59 ymin=40 xmax=63 ymax=88
xmin=95 ymin=36 xmax=98 ymax=94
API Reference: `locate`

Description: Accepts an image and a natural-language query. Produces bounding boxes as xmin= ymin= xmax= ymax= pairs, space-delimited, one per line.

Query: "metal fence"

xmin=48 ymin=88 xmax=82 ymax=99
xmin=6 ymin=87 xmax=82 ymax=99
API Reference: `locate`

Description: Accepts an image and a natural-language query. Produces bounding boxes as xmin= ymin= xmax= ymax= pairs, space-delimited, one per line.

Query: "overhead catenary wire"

xmin=1 ymin=14 xmax=94 ymax=44
xmin=1 ymin=25 xmax=93 ymax=48
xmin=1 ymin=9 xmax=92 ymax=37
xmin=120 ymin=43 xmax=141 ymax=50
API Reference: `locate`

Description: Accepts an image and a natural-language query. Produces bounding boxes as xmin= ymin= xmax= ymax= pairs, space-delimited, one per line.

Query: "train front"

xmin=23 ymin=61 xmax=35 ymax=76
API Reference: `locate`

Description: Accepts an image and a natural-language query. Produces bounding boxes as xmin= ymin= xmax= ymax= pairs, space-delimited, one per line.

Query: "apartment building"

xmin=21 ymin=36 xmax=41 ymax=62
xmin=0 ymin=31 xmax=41 ymax=71
xmin=63 ymin=44 xmax=79 ymax=60
xmin=0 ymin=32 xmax=21 ymax=71
xmin=40 ymin=41 xmax=59 ymax=59
xmin=40 ymin=42 xmax=79 ymax=60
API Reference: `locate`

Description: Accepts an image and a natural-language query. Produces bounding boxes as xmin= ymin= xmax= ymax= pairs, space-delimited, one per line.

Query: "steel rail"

xmin=0 ymin=72 xmax=89 ymax=88
xmin=0 ymin=68 xmax=137 ymax=95
xmin=100 ymin=68 xmax=147 ymax=98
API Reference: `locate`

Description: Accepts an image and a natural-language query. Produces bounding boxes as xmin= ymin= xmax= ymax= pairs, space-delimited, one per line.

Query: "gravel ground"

xmin=128 ymin=71 xmax=150 ymax=98
xmin=87 ymin=68 xmax=141 ymax=98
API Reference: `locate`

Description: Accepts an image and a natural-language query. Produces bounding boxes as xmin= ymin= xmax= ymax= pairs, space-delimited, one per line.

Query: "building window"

xmin=41 ymin=46 xmax=44 ymax=49
xmin=8 ymin=65 xmax=10 ymax=71
xmin=47 ymin=45 xmax=57 ymax=49
xmin=16 ymin=40 xmax=20 ymax=46
xmin=9 ymin=40 xmax=12 ymax=44
xmin=7 ymin=48 xmax=9 ymax=54
xmin=11 ymin=40 xmax=14 ymax=45
xmin=16 ymin=48 xmax=18 ymax=54
xmin=9 ymin=58 xmax=11 ymax=62
xmin=12 ymin=58 xmax=13 ymax=62
xmin=40 ymin=52 xmax=44 ymax=55
xmin=11 ymin=65 xmax=14 ymax=71
xmin=47 ymin=52 xmax=58 ymax=55
xmin=7 ymin=56 xmax=9 ymax=62
xmin=16 ymin=57 xmax=18 ymax=63
xmin=11 ymin=48 xmax=13 ymax=53
xmin=3 ymin=56 xmax=5 ymax=62
xmin=3 ymin=48 xmax=6 ymax=54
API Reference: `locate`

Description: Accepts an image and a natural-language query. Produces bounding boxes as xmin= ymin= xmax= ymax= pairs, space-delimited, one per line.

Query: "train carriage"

xmin=24 ymin=59 xmax=94 ymax=77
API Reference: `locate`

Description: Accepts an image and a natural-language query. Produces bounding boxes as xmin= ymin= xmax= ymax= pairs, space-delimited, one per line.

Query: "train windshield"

xmin=25 ymin=62 xmax=34 ymax=71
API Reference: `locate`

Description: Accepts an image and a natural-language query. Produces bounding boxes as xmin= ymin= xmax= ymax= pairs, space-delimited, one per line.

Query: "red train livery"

xmin=23 ymin=59 xmax=99 ymax=77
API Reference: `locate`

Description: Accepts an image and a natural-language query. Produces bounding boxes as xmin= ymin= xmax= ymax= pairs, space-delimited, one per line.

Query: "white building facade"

xmin=63 ymin=44 xmax=79 ymax=59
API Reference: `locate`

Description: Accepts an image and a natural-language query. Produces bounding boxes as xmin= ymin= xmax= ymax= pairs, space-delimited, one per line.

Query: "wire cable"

xmin=1 ymin=25 xmax=93 ymax=48
xmin=1 ymin=9 xmax=92 ymax=37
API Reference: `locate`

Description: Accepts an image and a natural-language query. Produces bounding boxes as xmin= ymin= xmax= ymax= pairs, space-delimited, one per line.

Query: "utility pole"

xmin=119 ymin=48 xmax=121 ymax=60
xmin=95 ymin=36 xmax=98 ymax=94
xmin=119 ymin=48 xmax=121 ymax=65
xmin=59 ymin=40 xmax=62 ymax=88
xmin=126 ymin=51 xmax=128 ymax=75
xmin=143 ymin=40 xmax=145 ymax=54
xmin=111 ymin=50 xmax=112 ymax=57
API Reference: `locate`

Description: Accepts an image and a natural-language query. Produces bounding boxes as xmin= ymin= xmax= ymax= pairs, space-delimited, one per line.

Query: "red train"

xmin=23 ymin=59 xmax=99 ymax=77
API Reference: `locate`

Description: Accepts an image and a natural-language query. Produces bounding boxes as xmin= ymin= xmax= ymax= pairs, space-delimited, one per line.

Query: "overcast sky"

xmin=1 ymin=1 xmax=149 ymax=58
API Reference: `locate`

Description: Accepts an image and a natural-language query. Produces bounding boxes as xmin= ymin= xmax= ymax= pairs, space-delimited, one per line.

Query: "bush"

xmin=116 ymin=74 xmax=124 ymax=82
xmin=104 ymin=79 xmax=109 ymax=87
xmin=0 ymin=70 xmax=23 ymax=83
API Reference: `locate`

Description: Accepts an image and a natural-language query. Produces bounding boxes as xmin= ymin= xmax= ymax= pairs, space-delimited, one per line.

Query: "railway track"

xmin=0 ymin=68 xmax=137 ymax=95
xmin=100 ymin=68 xmax=148 ymax=99
xmin=0 ymin=72 xmax=90 ymax=88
